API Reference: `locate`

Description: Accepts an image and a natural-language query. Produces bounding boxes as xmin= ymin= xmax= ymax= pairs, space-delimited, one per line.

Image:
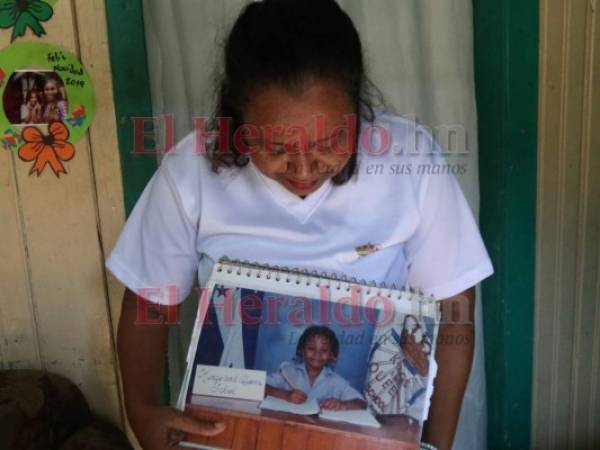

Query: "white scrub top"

xmin=106 ymin=112 xmax=493 ymax=305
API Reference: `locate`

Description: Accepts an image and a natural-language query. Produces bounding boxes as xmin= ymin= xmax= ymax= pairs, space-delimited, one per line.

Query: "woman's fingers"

xmin=167 ymin=429 xmax=186 ymax=447
xmin=166 ymin=413 xmax=226 ymax=437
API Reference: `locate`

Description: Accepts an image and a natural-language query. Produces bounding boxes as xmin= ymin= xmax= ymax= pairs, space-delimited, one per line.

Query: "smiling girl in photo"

xmin=42 ymin=78 xmax=67 ymax=123
xmin=266 ymin=325 xmax=367 ymax=411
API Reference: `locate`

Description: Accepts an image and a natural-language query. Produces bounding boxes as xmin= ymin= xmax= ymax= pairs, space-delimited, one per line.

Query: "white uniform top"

xmin=106 ymin=112 xmax=493 ymax=305
xmin=267 ymin=361 xmax=365 ymax=402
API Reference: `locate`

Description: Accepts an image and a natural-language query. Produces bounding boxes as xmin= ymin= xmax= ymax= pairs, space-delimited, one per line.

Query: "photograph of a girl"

xmin=265 ymin=326 xmax=367 ymax=411
xmin=20 ymin=89 xmax=43 ymax=124
xmin=400 ymin=315 xmax=432 ymax=377
xmin=41 ymin=78 xmax=68 ymax=123
xmin=3 ymin=71 xmax=68 ymax=125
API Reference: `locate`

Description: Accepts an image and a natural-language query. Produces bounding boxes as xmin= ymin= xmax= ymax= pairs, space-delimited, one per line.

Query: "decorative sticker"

xmin=18 ymin=121 xmax=74 ymax=176
xmin=0 ymin=42 xmax=95 ymax=176
xmin=0 ymin=0 xmax=58 ymax=42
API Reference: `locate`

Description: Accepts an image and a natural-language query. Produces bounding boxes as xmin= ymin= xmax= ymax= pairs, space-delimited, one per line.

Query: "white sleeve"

xmin=20 ymin=104 xmax=28 ymax=122
xmin=266 ymin=370 xmax=287 ymax=390
xmin=266 ymin=361 xmax=294 ymax=390
xmin=337 ymin=377 xmax=365 ymax=401
xmin=404 ymin=155 xmax=494 ymax=300
xmin=106 ymin=164 xmax=200 ymax=305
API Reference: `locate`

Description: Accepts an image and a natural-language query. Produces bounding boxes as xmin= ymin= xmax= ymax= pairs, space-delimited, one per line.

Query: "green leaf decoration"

xmin=0 ymin=0 xmax=54 ymax=42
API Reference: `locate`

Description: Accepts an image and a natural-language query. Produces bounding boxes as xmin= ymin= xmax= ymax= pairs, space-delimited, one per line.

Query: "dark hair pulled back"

xmin=209 ymin=0 xmax=380 ymax=185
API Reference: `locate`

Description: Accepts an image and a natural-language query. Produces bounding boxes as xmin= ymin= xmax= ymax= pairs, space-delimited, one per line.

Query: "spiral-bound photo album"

xmin=177 ymin=258 xmax=441 ymax=445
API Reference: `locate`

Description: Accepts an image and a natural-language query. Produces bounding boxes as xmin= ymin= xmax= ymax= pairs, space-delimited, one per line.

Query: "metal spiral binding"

xmin=216 ymin=256 xmax=437 ymax=303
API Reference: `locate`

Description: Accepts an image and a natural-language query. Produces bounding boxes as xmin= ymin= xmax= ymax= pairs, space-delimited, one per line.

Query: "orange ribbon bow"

xmin=18 ymin=122 xmax=75 ymax=177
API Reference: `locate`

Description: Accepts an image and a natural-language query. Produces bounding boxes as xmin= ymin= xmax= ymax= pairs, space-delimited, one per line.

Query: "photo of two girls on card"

xmin=3 ymin=70 xmax=68 ymax=125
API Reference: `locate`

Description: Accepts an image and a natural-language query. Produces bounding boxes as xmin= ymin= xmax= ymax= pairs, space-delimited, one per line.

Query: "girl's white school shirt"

xmin=267 ymin=361 xmax=364 ymax=403
xmin=106 ymin=112 xmax=493 ymax=305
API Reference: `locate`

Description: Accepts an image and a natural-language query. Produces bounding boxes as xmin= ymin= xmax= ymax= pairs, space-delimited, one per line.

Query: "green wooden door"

xmin=474 ymin=1 xmax=538 ymax=449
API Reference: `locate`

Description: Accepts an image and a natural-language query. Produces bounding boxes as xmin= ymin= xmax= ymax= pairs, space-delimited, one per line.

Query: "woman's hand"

xmin=117 ymin=291 xmax=225 ymax=449
xmin=130 ymin=404 xmax=225 ymax=449
xmin=421 ymin=288 xmax=476 ymax=450
xmin=287 ymin=390 xmax=308 ymax=404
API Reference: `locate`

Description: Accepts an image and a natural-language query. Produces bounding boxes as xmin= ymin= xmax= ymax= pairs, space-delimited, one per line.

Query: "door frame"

xmin=474 ymin=1 xmax=539 ymax=449
xmin=105 ymin=0 xmax=157 ymax=214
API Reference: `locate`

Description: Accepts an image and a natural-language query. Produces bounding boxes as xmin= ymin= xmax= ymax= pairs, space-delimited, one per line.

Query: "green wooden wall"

xmin=473 ymin=1 xmax=539 ymax=449
xmin=105 ymin=0 xmax=168 ymax=402
xmin=105 ymin=0 xmax=157 ymax=215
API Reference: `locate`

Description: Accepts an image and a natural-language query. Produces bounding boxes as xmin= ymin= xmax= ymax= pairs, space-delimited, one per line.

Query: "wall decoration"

xmin=0 ymin=42 xmax=95 ymax=170
xmin=0 ymin=0 xmax=57 ymax=42
xmin=18 ymin=121 xmax=73 ymax=176
xmin=1 ymin=127 xmax=21 ymax=150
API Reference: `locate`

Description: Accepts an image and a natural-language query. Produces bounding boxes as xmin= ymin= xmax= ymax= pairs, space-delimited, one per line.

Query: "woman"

xmin=42 ymin=78 xmax=67 ymax=123
xmin=108 ymin=1 xmax=493 ymax=449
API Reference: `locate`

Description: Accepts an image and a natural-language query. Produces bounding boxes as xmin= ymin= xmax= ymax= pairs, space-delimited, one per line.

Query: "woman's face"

xmin=302 ymin=336 xmax=335 ymax=372
xmin=28 ymin=92 xmax=39 ymax=106
xmin=405 ymin=316 xmax=418 ymax=333
xmin=44 ymin=81 xmax=58 ymax=102
xmin=244 ymin=79 xmax=356 ymax=196
xmin=413 ymin=328 xmax=423 ymax=342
